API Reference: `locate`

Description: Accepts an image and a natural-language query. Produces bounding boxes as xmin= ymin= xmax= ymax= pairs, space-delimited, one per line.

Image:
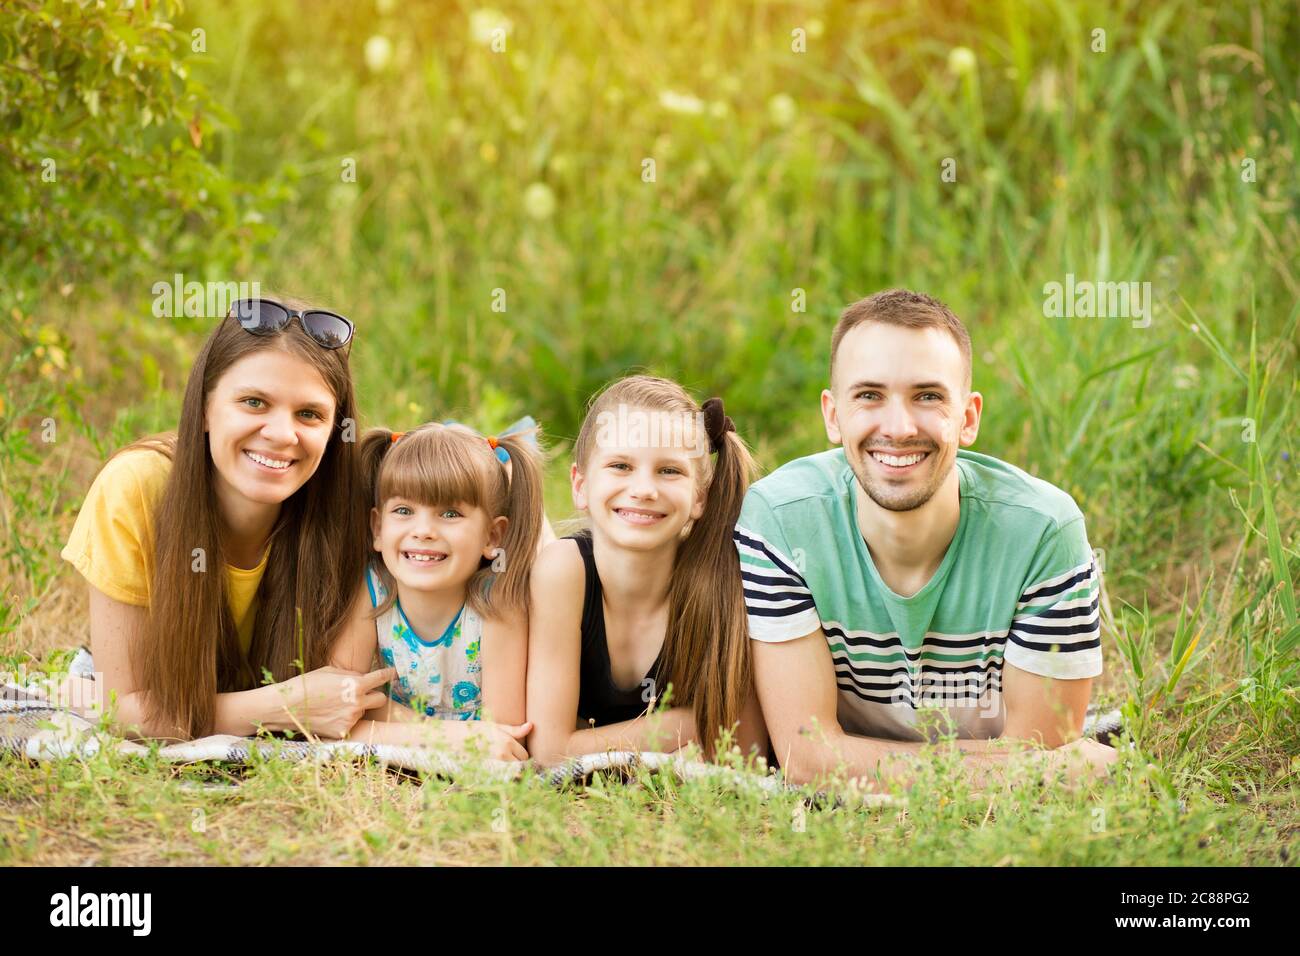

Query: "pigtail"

xmin=476 ymin=432 xmax=544 ymax=620
xmin=356 ymin=427 xmax=400 ymax=615
xmin=357 ymin=427 xmax=396 ymax=509
xmin=662 ymin=411 xmax=759 ymax=758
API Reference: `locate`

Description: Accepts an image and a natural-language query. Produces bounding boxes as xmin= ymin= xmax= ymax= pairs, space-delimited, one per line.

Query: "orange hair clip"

xmin=390 ymin=431 xmax=405 ymax=443
xmin=486 ymin=435 xmax=499 ymax=450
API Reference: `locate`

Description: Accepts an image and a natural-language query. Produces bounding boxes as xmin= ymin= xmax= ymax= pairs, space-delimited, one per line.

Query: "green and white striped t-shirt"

xmin=734 ymin=448 xmax=1102 ymax=742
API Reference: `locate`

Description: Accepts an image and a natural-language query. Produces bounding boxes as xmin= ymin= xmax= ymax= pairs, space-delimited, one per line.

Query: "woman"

xmin=60 ymin=297 xmax=394 ymax=740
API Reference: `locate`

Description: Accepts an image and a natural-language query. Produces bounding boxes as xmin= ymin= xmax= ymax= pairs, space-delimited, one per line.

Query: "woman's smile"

xmin=243 ymin=448 xmax=297 ymax=473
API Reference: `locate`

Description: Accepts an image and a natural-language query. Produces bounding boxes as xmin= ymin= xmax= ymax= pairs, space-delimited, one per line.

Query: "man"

xmin=735 ymin=289 xmax=1117 ymax=788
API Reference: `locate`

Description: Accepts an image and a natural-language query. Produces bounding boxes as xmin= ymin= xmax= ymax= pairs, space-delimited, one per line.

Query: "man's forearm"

xmin=781 ymin=729 xmax=1033 ymax=790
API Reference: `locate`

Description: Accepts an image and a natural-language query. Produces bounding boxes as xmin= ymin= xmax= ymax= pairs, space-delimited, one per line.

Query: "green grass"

xmin=1 ymin=0 xmax=1297 ymax=865
xmin=0 ymin=739 xmax=1288 ymax=866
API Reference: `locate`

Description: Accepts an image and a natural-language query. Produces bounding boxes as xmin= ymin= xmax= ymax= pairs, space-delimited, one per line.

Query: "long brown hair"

xmin=573 ymin=375 xmax=758 ymax=758
xmin=357 ymin=422 xmax=544 ymax=621
xmin=117 ymin=299 xmax=368 ymax=738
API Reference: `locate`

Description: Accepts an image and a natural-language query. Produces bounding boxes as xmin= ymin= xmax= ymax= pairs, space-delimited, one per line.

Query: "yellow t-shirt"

xmin=60 ymin=447 xmax=269 ymax=657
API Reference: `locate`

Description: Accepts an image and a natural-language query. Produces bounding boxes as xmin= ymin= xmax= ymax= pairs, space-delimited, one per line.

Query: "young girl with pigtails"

xmin=329 ymin=419 xmax=548 ymax=760
xmin=525 ymin=375 xmax=769 ymax=766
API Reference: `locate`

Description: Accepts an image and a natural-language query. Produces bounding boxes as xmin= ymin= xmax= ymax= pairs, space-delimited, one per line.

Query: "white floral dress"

xmin=365 ymin=563 xmax=482 ymax=719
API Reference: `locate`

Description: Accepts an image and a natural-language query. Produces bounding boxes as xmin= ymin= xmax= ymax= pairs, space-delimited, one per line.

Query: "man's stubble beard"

xmin=849 ymin=445 xmax=956 ymax=513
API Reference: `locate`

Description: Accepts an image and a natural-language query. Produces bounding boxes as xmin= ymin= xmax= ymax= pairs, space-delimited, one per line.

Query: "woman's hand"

xmin=272 ymin=665 xmax=396 ymax=739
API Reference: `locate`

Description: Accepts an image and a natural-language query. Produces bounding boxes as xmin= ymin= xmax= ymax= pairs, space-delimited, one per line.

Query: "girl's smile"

xmin=400 ymin=548 xmax=449 ymax=564
xmin=612 ymin=506 xmax=667 ymax=526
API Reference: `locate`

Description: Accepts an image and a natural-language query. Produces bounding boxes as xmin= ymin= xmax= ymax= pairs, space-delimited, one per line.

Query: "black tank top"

xmin=570 ymin=530 xmax=666 ymax=727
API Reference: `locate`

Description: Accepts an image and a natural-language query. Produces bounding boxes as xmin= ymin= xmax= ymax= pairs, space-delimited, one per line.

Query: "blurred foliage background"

xmin=1 ymin=0 xmax=1297 ymax=820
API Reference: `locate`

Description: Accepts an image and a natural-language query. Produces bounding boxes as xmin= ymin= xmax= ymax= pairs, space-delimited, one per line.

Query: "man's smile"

xmin=866 ymin=448 xmax=932 ymax=474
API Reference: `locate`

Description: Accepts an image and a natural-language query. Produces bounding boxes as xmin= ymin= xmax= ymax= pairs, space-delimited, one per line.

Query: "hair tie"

xmin=390 ymin=431 xmax=404 ymax=444
xmin=486 ymin=434 xmax=510 ymax=465
xmin=701 ymin=397 xmax=735 ymax=454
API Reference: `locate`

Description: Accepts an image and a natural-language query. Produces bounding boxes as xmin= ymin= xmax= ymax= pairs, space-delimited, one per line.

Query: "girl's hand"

xmin=274 ymin=666 xmax=396 ymax=739
xmin=464 ymin=720 xmax=533 ymax=761
xmin=644 ymin=706 xmax=697 ymax=752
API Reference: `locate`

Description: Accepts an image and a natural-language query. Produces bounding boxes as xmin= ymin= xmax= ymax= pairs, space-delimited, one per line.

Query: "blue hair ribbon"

xmin=441 ymin=415 xmax=540 ymax=464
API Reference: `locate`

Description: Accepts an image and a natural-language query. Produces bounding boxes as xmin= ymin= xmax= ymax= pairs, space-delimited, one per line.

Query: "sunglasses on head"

xmin=229 ymin=299 xmax=354 ymax=350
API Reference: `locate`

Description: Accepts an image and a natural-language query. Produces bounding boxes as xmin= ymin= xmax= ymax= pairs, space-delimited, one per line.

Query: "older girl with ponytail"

xmin=525 ymin=375 xmax=768 ymax=765
xmin=328 ymin=420 xmax=548 ymax=760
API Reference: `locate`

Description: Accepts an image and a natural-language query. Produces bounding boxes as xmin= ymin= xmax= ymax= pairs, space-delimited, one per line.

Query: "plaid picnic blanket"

xmin=1 ymin=662 xmax=1123 ymax=798
xmin=0 ymin=685 xmax=786 ymax=793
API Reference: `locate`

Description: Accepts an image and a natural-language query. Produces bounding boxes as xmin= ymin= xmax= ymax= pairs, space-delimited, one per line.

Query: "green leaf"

xmin=1256 ymin=442 xmax=1297 ymax=626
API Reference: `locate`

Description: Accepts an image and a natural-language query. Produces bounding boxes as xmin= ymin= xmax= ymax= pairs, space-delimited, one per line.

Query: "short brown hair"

xmin=830 ymin=289 xmax=972 ymax=390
